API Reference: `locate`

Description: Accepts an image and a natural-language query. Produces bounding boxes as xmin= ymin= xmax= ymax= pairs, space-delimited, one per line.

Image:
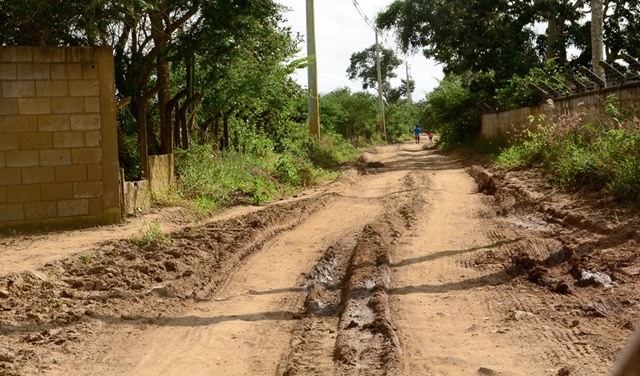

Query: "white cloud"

xmin=278 ymin=0 xmax=444 ymax=100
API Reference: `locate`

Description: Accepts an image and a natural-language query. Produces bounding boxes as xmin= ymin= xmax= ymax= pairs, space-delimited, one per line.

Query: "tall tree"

xmin=347 ymin=45 xmax=403 ymax=101
xmin=535 ymin=0 xmax=586 ymax=63
xmin=376 ymin=0 xmax=540 ymax=81
xmin=1 ymin=0 xmax=304 ymax=177
xmin=591 ymin=0 xmax=605 ymax=80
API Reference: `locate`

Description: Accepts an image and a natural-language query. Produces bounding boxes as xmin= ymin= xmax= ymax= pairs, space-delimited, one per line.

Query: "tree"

xmin=591 ymin=0 xmax=605 ymax=80
xmin=566 ymin=0 xmax=640 ymax=73
xmin=319 ymin=88 xmax=378 ymax=142
xmin=347 ymin=45 xmax=403 ymax=101
xmin=376 ymin=0 xmax=540 ymax=82
xmin=534 ymin=0 xmax=586 ymax=64
xmin=1 ymin=0 xmax=308 ymax=178
xmin=386 ymin=78 xmax=416 ymax=104
xmin=181 ymin=0 xmax=303 ymax=150
xmin=0 ymin=0 xmax=120 ymax=46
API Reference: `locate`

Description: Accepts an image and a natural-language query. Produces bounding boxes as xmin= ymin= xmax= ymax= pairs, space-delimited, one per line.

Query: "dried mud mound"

xmin=467 ymin=165 xmax=640 ymax=363
xmin=0 ymin=194 xmax=335 ymax=375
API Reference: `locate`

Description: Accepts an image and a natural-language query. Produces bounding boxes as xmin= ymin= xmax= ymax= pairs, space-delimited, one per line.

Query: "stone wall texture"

xmin=481 ymin=82 xmax=640 ymax=144
xmin=0 ymin=46 xmax=120 ymax=230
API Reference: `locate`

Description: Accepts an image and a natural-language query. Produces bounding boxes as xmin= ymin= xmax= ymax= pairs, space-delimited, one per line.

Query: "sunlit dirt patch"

xmin=0 ymin=194 xmax=335 ymax=375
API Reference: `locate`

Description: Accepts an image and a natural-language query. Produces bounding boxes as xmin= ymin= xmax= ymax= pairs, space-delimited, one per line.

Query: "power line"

xmin=349 ymin=0 xmax=397 ymax=52
xmin=350 ymin=0 xmax=376 ymax=31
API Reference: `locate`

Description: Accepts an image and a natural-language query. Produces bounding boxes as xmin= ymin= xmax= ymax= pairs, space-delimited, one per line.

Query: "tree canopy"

xmin=376 ymin=0 xmax=640 ymax=80
xmin=1 ymin=0 xmax=307 ymax=178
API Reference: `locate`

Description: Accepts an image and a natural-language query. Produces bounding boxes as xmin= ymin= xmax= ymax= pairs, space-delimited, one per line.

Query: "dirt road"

xmin=1 ymin=143 xmax=638 ymax=375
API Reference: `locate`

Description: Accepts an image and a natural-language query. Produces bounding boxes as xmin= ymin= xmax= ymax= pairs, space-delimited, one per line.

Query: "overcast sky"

xmin=277 ymin=0 xmax=444 ymax=100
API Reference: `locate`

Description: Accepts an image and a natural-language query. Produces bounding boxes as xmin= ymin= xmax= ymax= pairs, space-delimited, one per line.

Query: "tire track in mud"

xmin=0 ymin=194 xmax=338 ymax=375
xmin=42 ymin=165 xmax=410 ymax=375
xmin=281 ymin=173 xmax=425 ymax=376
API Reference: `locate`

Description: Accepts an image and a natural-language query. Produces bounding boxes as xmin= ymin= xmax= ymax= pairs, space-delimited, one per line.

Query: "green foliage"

xmin=77 ymin=254 xmax=92 ymax=265
xmin=131 ymin=221 xmax=171 ymax=247
xmin=377 ymin=0 xmax=539 ymax=81
xmin=320 ymin=88 xmax=379 ymax=142
xmin=494 ymin=60 xmax=574 ymax=111
xmin=347 ymin=45 xmax=405 ymax=102
xmin=194 ymin=195 xmax=217 ymax=218
xmin=172 ymin=127 xmax=356 ymax=209
xmin=496 ymin=97 xmax=640 ymax=204
xmin=385 ymin=101 xmax=426 ymax=141
xmin=302 ymin=132 xmax=359 ymax=169
xmin=424 ymin=75 xmax=484 ymax=148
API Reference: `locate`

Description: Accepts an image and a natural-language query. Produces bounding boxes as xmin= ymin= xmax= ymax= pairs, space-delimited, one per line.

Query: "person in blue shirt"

xmin=413 ymin=125 xmax=421 ymax=144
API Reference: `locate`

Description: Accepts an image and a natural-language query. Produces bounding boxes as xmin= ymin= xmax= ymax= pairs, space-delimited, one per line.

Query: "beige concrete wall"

xmin=149 ymin=154 xmax=175 ymax=194
xmin=122 ymin=155 xmax=174 ymax=216
xmin=0 ymin=46 xmax=120 ymax=230
xmin=122 ymin=180 xmax=151 ymax=216
xmin=481 ymin=83 xmax=640 ymax=144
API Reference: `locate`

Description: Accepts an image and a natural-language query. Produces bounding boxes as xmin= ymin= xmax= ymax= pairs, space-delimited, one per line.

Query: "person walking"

xmin=413 ymin=125 xmax=421 ymax=144
xmin=428 ymin=130 xmax=434 ymax=144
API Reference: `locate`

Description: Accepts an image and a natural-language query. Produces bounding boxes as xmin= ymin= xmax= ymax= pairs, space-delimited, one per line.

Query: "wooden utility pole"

xmin=306 ymin=0 xmax=321 ymax=138
xmin=375 ymin=30 xmax=386 ymax=140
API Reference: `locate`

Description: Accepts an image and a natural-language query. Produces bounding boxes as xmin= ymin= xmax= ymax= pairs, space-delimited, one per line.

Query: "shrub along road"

xmin=0 ymin=142 xmax=638 ymax=375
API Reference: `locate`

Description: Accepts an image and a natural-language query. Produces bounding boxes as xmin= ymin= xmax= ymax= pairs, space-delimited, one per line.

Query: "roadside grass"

xmin=131 ymin=221 xmax=171 ymax=247
xmin=153 ymin=131 xmax=358 ymax=218
xmin=495 ymin=97 xmax=640 ymax=205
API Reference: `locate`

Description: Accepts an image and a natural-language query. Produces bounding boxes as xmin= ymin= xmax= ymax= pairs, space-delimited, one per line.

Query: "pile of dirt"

xmin=0 ymin=194 xmax=334 ymax=375
xmin=467 ymin=165 xmax=640 ymax=362
xmin=469 ymin=165 xmax=639 ymax=285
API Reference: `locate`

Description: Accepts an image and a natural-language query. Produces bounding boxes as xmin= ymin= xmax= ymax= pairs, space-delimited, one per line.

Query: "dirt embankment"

xmin=1 ymin=144 xmax=639 ymax=375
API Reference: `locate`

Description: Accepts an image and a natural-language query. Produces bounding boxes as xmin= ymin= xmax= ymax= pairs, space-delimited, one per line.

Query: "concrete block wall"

xmin=481 ymin=82 xmax=640 ymax=144
xmin=0 ymin=46 xmax=120 ymax=230
xmin=122 ymin=155 xmax=174 ymax=216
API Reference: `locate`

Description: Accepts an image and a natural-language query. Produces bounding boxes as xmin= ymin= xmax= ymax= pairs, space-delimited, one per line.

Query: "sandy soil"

xmin=1 ymin=142 xmax=638 ymax=375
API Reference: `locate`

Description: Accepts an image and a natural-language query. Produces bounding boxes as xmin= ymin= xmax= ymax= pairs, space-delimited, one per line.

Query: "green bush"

xmin=169 ymin=125 xmax=356 ymax=211
xmin=495 ymin=97 xmax=640 ymax=204
xmin=425 ymin=75 xmax=484 ymax=149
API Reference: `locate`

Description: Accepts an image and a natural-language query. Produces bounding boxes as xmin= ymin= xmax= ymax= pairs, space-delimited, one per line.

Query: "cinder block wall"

xmin=0 ymin=46 xmax=120 ymax=230
xmin=481 ymin=83 xmax=640 ymax=144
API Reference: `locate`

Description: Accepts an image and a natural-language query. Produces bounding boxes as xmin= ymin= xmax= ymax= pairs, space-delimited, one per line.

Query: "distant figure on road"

xmin=413 ymin=125 xmax=421 ymax=144
xmin=428 ymin=130 xmax=434 ymax=144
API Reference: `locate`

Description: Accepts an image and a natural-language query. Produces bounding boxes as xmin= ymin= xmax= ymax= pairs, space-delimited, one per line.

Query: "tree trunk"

xmin=545 ymin=18 xmax=567 ymax=63
xmin=223 ymin=113 xmax=230 ymax=150
xmin=150 ymin=8 xmax=172 ymax=154
xmin=591 ymin=0 xmax=605 ymax=83
xmin=164 ymin=90 xmax=188 ymax=154
xmin=213 ymin=112 xmax=221 ymax=150
xmin=179 ymin=93 xmax=202 ymax=151
xmin=138 ymin=86 xmax=160 ymax=179
xmin=174 ymin=103 xmax=182 ymax=149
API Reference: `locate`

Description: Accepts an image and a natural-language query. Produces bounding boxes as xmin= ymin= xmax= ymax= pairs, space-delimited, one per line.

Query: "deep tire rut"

xmin=280 ymin=173 xmax=425 ymax=376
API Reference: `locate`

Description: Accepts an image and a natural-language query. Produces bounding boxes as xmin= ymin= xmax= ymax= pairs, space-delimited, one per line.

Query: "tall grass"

xmin=496 ymin=96 xmax=640 ymax=204
xmin=155 ymin=129 xmax=358 ymax=216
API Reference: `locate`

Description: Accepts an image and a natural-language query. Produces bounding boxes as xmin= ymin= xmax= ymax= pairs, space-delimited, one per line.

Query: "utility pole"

xmin=406 ymin=61 xmax=412 ymax=105
xmin=375 ymin=30 xmax=386 ymax=141
xmin=306 ymin=0 xmax=321 ymax=138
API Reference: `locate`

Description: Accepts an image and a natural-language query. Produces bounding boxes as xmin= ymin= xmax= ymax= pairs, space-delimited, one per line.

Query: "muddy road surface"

xmin=1 ymin=143 xmax=639 ymax=375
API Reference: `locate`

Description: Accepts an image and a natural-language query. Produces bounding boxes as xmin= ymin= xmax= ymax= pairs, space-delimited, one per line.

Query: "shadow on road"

xmin=390 ymin=238 xmax=523 ymax=268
